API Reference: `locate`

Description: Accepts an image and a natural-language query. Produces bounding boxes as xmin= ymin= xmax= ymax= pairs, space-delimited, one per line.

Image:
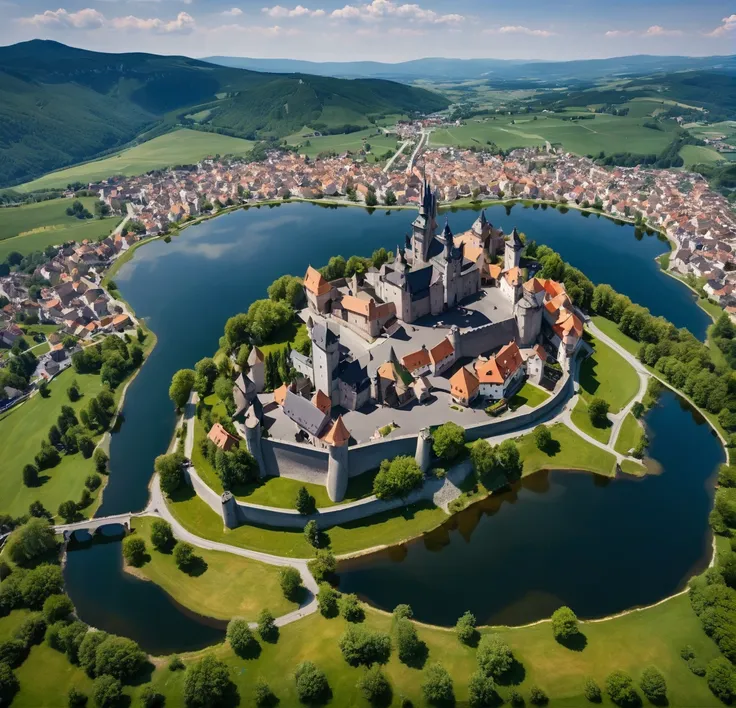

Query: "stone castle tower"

xmin=310 ymin=322 xmax=339 ymax=402
xmin=411 ymin=179 xmax=438 ymax=265
xmin=504 ymin=227 xmax=523 ymax=271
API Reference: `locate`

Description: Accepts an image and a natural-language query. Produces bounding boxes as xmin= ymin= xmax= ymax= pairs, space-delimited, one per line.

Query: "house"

xmin=429 ymin=337 xmax=455 ymax=375
xmin=475 ymin=341 xmax=525 ymax=400
xmin=449 ymin=366 xmax=480 ymax=407
xmin=112 ymin=314 xmax=131 ymax=332
xmin=207 ymin=423 xmax=239 ymax=452
xmin=401 ymin=345 xmax=432 ymax=378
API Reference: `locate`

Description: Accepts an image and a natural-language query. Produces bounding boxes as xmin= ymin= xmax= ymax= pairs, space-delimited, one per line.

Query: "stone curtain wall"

xmin=261 ymin=438 xmax=329 ymax=481
xmin=349 ymin=436 xmax=417 ymax=477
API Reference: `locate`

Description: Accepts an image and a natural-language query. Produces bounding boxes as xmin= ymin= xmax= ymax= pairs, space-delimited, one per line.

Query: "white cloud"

xmin=261 ymin=5 xmax=325 ymax=18
xmin=644 ymin=25 xmax=682 ymax=36
xmin=208 ymin=23 xmax=300 ymax=36
xmin=331 ymin=1 xmax=463 ymax=25
xmin=604 ymin=29 xmax=636 ymax=37
xmin=111 ymin=11 xmax=195 ymax=33
xmin=20 ymin=7 xmax=105 ymax=29
xmin=706 ymin=14 xmax=736 ymax=37
xmin=490 ymin=25 xmax=555 ymax=37
xmin=222 ymin=7 xmax=243 ymax=16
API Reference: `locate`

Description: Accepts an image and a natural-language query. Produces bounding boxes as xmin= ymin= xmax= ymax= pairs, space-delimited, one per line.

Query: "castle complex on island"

xmin=229 ymin=180 xmax=584 ymax=502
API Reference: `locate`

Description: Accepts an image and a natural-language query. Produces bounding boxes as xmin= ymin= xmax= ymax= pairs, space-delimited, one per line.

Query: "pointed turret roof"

xmin=322 ymin=415 xmax=350 ymax=447
xmin=442 ymin=217 xmax=453 ymax=242
xmin=509 ymin=227 xmax=523 ymax=251
xmin=248 ymin=346 xmax=264 ymax=366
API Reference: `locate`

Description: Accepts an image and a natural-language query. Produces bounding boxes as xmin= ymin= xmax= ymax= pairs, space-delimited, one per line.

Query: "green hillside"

xmin=0 ymin=40 xmax=449 ymax=188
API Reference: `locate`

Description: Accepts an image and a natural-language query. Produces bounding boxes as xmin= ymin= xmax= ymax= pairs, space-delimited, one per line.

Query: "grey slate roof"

xmin=311 ymin=323 xmax=337 ymax=351
xmin=282 ymin=390 xmax=329 ymax=437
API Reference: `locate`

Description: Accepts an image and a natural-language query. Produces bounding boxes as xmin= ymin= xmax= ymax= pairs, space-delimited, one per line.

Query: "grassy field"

xmin=285 ymin=127 xmax=400 ymax=159
xmin=614 ymin=413 xmax=644 ymax=456
xmin=508 ymin=381 xmax=550 ymax=411
xmin=679 ymin=144 xmax=725 ymax=167
xmin=591 ymin=316 xmax=640 ymax=357
xmin=580 ymin=334 xmax=640 ymax=413
xmin=0 ymin=367 xmax=108 ymax=519
xmin=570 ymin=397 xmax=612 ymax=444
xmin=258 ymin=320 xmax=308 ymax=357
xmin=18 ymin=130 xmax=255 ymax=192
xmin=0 ymin=197 xmax=117 ymax=260
xmin=129 ymin=517 xmax=297 ymax=621
xmin=518 ymin=423 xmax=617 ymax=477
xmin=429 ymin=112 xmax=678 ymax=156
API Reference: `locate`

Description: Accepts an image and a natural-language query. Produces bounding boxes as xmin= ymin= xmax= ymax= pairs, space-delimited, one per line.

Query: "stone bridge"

xmin=55 ymin=512 xmax=148 ymax=539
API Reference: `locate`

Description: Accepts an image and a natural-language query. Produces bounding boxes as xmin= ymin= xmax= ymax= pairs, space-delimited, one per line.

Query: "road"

xmin=111 ymin=202 xmax=134 ymax=237
xmin=407 ymin=130 xmax=429 ymax=174
xmin=383 ymin=140 xmax=411 ymax=173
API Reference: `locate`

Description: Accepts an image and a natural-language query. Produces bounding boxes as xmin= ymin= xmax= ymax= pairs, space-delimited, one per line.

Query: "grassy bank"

xmin=580 ymin=333 xmax=640 ymax=413
xmin=570 ymin=398 xmax=612 ymax=444
xmin=614 ymin=413 xmax=644 ymax=456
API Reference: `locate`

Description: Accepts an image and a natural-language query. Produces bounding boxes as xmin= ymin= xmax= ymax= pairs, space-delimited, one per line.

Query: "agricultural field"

xmin=0 ymin=197 xmax=117 ymax=261
xmin=285 ymin=127 xmax=401 ymax=159
xmin=17 ymin=129 xmax=255 ymax=192
xmin=679 ymin=144 xmax=725 ymax=167
xmin=428 ymin=111 xmax=678 ymax=156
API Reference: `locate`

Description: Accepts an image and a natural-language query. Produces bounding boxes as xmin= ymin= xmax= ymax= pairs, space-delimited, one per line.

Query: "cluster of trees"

xmin=264 ymin=348 xmax=297 ymax=392
xmin=267 ymin=274 xmax=304 ymax=309
xmin=199 ymin=435 xmax=259 ymax=491
xmin=72 ymin=334 xmax=144 ymax=389
xmin=65 ymin=200 xmax=93 ymax=220
xmin=469 ymin=438 xmax=523 ymax=487
xmin=534 ymin=245 xmax=594 ymax=310
xmin=319 ymin=248 xmax=395 ymax=283
xmin=0 ymin=350 xmax=36 ymax=394
xmin=223 ymin=299 xmax=292 ymax=349
xmin=373 ymin=456 xmax=423 ymax=500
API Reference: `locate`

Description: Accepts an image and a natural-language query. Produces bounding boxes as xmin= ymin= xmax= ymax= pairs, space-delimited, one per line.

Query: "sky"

xmin=2 ymin=0 xmax=735 ymax=62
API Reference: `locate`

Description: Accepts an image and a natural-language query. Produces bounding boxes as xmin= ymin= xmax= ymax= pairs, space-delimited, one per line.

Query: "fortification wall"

xmin=260 ymin=438 xmax=329 ymax=482
xmin=458 ymin=317 xmax=518 ymax=359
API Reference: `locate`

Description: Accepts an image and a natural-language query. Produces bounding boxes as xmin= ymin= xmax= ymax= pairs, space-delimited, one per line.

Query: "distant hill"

xmin=204 ymin=54 xmax=736 ymax=83
xmin=0 ymin=40 xmax=449 ymax=188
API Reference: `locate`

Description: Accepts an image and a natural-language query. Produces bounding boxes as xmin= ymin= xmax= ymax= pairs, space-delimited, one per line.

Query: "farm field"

xmin=18 ymin=129 xmax=255 ymax=192
xmin=285 ymin=127 xmax=400 ymax=158
xmin=429 ymin=112 xmax=678 ymax=155
xmin=679 ymin=144 xmax=725 ymax=167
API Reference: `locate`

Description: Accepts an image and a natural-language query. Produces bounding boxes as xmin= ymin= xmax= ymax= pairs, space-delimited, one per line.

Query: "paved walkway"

xmin=383 ymin=140 xmax=411 ymax=173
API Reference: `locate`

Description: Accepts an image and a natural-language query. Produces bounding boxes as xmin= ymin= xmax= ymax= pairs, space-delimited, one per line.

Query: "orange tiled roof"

xmin=304 ymin=266 xmax=331 ymax=296
xmin=402 ymin=347 xmax=431 ymax=373
xmin=503 ymin=267 xmax=522 ymax=287
xmin=207 ymin=422 xmax=238 ymax=451
xmin=274 ymin=383 xmax=289 ymax=406
xmin=322 ymin=415 xmax=350 ymax=446
xmin=475 ymin=342 xmax=524 ymax=384
xmin=429 ymin=337 xmax=454 ymax=364
xmin=450 ymin=366 xmax=479 ymax=398
xmin=312 ymin=389 xmax=332 ymax=415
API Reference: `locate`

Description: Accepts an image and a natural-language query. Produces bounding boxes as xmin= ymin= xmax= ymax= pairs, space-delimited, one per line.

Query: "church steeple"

xmin=412 ymin=177 xmax=438 ymax=265
xmin=443 ymin=218 xmax=454 ymax=259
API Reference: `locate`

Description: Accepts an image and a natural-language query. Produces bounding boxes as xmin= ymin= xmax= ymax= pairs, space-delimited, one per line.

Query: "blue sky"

xmin=2 ymin=0 xmax=734 ymax=61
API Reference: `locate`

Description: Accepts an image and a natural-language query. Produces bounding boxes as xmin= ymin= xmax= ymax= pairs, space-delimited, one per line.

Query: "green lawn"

xmin=258 ymin=320 xmax=308 ymax=357
xmin=508 ymin=381 xmax=550 ymax=411
xmin=0 ymin=198 xmax=117 ymax=260
xmin=680 ymin=144 xmax=725 ymax=167
xmin=285 ymin=127 xmax=399 ymax=159
xmin=570 ymin=397 xmax=612 ymax=444
xmin=0 ymin=367 xmax=108 ymax=519
xmin=580 ymin=334 xmax=640 ymax=413
xmin=591 ymin=316 xmax=641 ymax=357
xmin=518 ymin=423 xmax=618 ymax=477
xmin=620 ymin=459 xmax=648 ymax=476
xmin=129 ymin=517 xmax=297 ymax=621
xmin=18 ymin=129 xmax=255 ymax=192
xmin=614 ymin=413 xmax=644 ymax=456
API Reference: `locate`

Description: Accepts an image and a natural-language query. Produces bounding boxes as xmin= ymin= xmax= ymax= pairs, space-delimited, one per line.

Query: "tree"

xmin=67 ymin=380 xmax=80 ymax=402
xmin=35 ymin=441 xmax=61 ymax=470
xmin=470 ymin=439 xmax=496 ymax=479
xmin=39 ymin=380 xmax=50 ymax=398
xmin=605 ymin=670 xmax=639 ymax=707
xmin=551 ymin=606 xmax=579 ymax=641
xmin=257 ymin=609 xmax=277 ymax=642
xmin=22 ymin=464 xmax=39 ymax=487
xmin=588 ymin=397 xmax=610 ymax=428
xmin=341 ymin=593 xmax=364 ymax=622
xmin=706 ymin=657 xmax=735 ymax=704
xmin=194 ymin=358 xmax=219 ymax=397
xmin=339 ymin=626 xmax=391 ymax=667
xmin=0 ymin=639 xmax=27 ymax=668
xmin=639 ymin=666 xmax=666 ymax=704
xmin=227 ymin=618 xmax=259 ymax=658
xmin=422 ymin=663 xmax=454 ymax=706
xmin=396 ymin=619 xmax=423 ymax=665
xmin=169 ymin=369 xmax=196 ymax=410
xmin=43 ymin=594 xmax=74 ymax=623
xmin=79 ymin=631 xmax=110 ymax=675
xmin=317 ymin=583 xmax=340 ymax=618
xmin=58 ymin=500 xmax=79 ymax=524
xmin=372 ymin=456 xmax=423 ymax=500
xmin=530 ymin=685 xmax=549 ymax=705
xmin=533 ymin=424 xmax=552 ymax=451
xmin=7 ymin=518 xmax=56 ymax=565
xmin=122 ymin=537 xmax=146 ymax=567
xmin=0 ymin=662 xmax=19 ymax=705
xmin=91 ymin=675 xmax=122 ymax=708
xmin=94 ymin=635 xmax=146 ymax=681
xmin=433 ymin=422 xmax=465 ymax=462
xmin=77 ymin=434 xmax=94 ymax=459
xmin=56 ymin=621 xmax=88 ymax=664
xmin=67 ymin=687 xmax=88 ymax=707
xmin=294 ymin=661 xmax=330 ymax=705
xmin=49 ymin=424 xmax=62 ymax=447
xmin=308 ymin=549 xmax=336 ymax=583
xmin=357 ymin=666 xmax=392 ymax=705
xmin=496 ymin=439 xmax=521 ymax=477
xmin=150 ymin=519 xmax=174 ymax=552
xmin=173 ymin=542 xmax=195 ymax=571
xmin=94 ymin=448 xmax=108 ymax=474
xmin=140 ymin=685 xmax=164 ymax=707
xmin=383 ymin=189 xmax=397 ymax=206
xmin=393 ymin=604 xmax=413 ymax=621
xmin=279 ymin=567 xmax=302 ymax=601
xmin=304 ymin=519 xmax=320 ymax=547
xmin=455 ymin=611 xmax=477 ymax=645
xmin=224 ymin=313 xmax=250 ymax=352
xmin=476 ymin=634 xmax=514 ymax=679
xmin=365 ymin=189 xmax=379 ymax=207
xmin=583 ymin=677 xmax=602 ymax=702
xmin=156 ymin=453 xmax=183 ymax=496
xmin=184 ymin=655 xmax=232 ymax=707
xmin=468 ymin=670 xmax=500 ymax=707
xmin=295 ymin=486 xmax=316 ymax=515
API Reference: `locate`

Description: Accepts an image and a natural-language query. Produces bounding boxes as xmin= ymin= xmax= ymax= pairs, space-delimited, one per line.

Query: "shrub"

xmin=254 ymin=678 xmax=277 ymax=707
xmin=122 ymin=537 xmax=147 ymax=567
xmin=7 ymin=518 xmax=56 ymax=565
xmin=605 ymin=670 xmax=639 ymax=707
xmin=94 ymin=635 xmax=146 ymax=682
xmin=168 ymin=656 xmax=185 ymax=672
xmin=588 ymin=397 xmax=610 ymax=427
xmin=279 ymin=567 xmax=302 ymax=601
xmin=85 ymin=474 xmax=102 ymax=491
xmin=257 ymin=609 xmax=277 ymax=642
xmin=150 ymin=520 xmax=174 ymax=552
xmin=226 ymin=618 xmax=259 ymax=658
xmin=688 ymin=658 xmax=706 ymax=676
xmin=14 ymin=613 xmax=47 ymax=647
xmin=339 ymin=626 xmax=391 ymax=667
xmin=183 ymin=655 xmax=231 ymax=708
xmin=58 ymin=500 xmax=79 ymax=523
xmin=529 ymin=685 xmax=548 ymax=705
xmin=468 ymin=670 xmax=500 ymax=707
xmin=455 ymin=611 xmax=477 ymax=645
xmin=551 ymin=606 xmax=579 ymax=641
xmin=706 ymin=657 xmax=736 ymax=704
xmin=680 ymin=644 xmax=695 ymax=661
xmin=56 ymin=621 xmax=88 ymax=664
xmin=79 ymin=632 xmax=109 ymax=675
xmin=477 ymin=634 xmax=514 ymax=679
xmin=294 ymin=661 xmax=330 ymax=705
xmin=67 ymin=686 xmax=88 ymax=706
xmin=156 ymin=453 xmax=183 ymax=496
xmin=304 ymin=520 xmax=320 ymax=547
xmin=432 ymin=422 xmax=466 ymax=462
xmin=393 ymin=604 xmax=413 ymax=621
xmin=0 ymin=662 xmax=19 ymax=705
xmin=22 ymin=464 xmax=39 ymax=487
xmin=295 ymin=486 xmax=316 ymax=515
xmin=94 ymin=449 xmax=108 ymax=475
xmin=533 ymin=425 xmax=552 ymax=451
xmin=173 ymin=542 xmax=195 ymax=571
xmin=373 ymin=456 xmax=423 ymax=500
xmin=508 ymin=689 xmax=524 ymax=706
xmin=396 ymin=619 xmax=423 ymax=666
xmin=317 ymin=583 xmax=340 ymax=618
xmin=91 ymin=675 xmax=122 ymax=708
xmin=139 ymin=686 xmax=164 ymax=707
xmin=583 ymin=677 xmax=602 ymax=702
xmin=308 ymin=550 xmax=336 ymax=582
xmin=358 ymin=666 xmax=392 ymax=705
xmin=0 ymin=639 xmax=27 ymax=668
xmin=20 ymin=564 xmax=64 ymax=608
xmin=422 ymin=663 xmax=454 ymax=706
xmin=341 ymin=593 xmax=365 ymax=622
xmin=639 ymin=666 xmax=667 ymax=704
